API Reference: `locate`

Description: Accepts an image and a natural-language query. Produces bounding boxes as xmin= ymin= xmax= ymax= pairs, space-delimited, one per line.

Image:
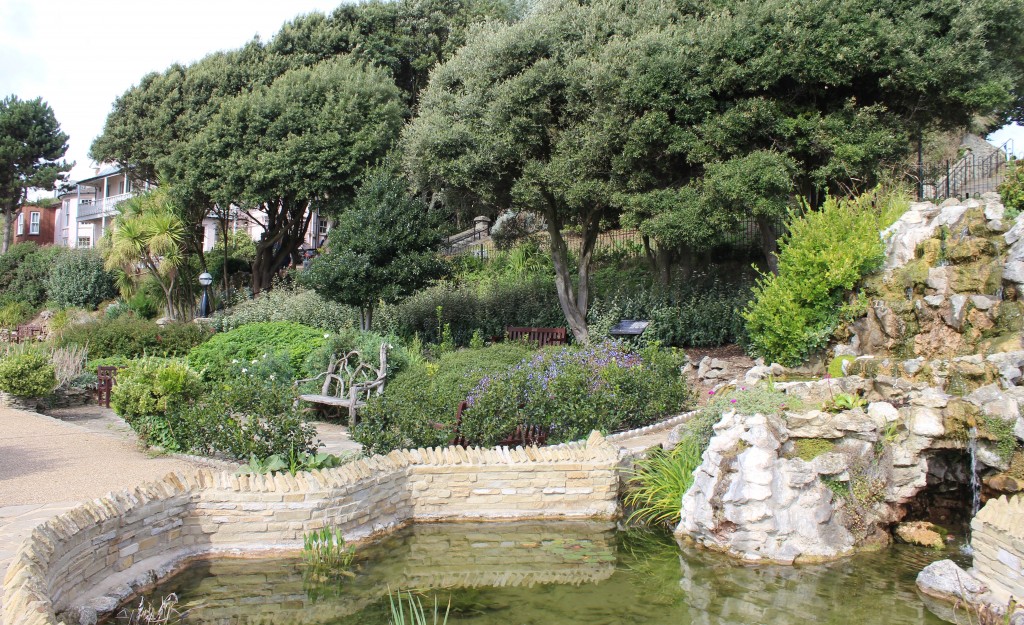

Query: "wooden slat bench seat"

xmin=505 ymin=326 xmax=567 ymax=347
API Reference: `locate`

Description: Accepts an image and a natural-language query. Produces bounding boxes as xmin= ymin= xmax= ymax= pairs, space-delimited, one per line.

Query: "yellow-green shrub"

xmin=744 ymin=189 xmax=903 ymax=366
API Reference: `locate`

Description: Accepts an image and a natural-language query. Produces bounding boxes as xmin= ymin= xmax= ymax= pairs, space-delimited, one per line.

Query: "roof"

xmin=74 ymin=165 xmax=122 ymax=186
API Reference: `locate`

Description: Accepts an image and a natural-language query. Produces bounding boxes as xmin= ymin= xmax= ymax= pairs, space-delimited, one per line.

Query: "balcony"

xmin=77 ymin=192 xmax=132 ymax=221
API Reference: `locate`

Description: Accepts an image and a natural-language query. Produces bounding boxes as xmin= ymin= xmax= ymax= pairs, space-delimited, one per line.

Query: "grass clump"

xmin=980 ymin=415 xmax=1021 ymax=463
xmin=302 ymin=527 xmax=357 ymax=581
xmin=387 ymin=588 xmax=450 ymax=625
xmin=789 ymin=438 xmax=836 ymax=461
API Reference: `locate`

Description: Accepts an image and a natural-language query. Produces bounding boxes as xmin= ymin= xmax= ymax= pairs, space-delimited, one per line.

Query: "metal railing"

xmin=76 ymin=192 xmax=132 ymax=221
xmin=919 ymin=140 xmax=1014 ymax=201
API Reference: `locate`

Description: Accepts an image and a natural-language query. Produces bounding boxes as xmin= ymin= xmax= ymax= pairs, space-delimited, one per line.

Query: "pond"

xmin=123 ymin=521 xmax=961 ymax=625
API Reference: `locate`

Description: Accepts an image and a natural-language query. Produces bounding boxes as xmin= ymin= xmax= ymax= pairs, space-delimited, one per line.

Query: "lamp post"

xmin=198 ymin=272 xmax=213 ymax=318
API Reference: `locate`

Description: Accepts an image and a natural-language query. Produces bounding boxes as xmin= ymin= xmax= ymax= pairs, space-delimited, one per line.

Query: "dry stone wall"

xmin=971 ymin=494 xmax=1024 ymax=602
xmin=2 ymin=432 xmax=619 ymax=625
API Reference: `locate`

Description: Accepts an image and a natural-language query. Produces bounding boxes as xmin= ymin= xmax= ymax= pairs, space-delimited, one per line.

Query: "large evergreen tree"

xmin=0 ymin=95 xmax=70 ymax=253
xmin=404 ymin=0 xmax=1024 ymax=341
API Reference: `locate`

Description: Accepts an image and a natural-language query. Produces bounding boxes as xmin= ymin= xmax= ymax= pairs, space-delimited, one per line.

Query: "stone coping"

xmin=2 ymin=431 xmax=622 ymax=625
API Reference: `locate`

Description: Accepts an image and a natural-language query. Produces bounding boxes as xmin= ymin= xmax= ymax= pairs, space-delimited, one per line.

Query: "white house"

xmin=58 ymin=164 xmax=330 ymax=253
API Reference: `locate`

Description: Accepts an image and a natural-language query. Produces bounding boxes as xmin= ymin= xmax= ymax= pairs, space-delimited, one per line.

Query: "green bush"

xmin=57 ymin=317 xmax=212 ymax=359
xmin=0 ymin=351 xmax=56 ymax=397
xmin=459 ymin=342 xmax=691 ymax=446
xmin=743 ymin=190 xmax=900 ymax=366
xmin=110 ymin=357 xmax=205 ymax=450
xmin=46 ymin=249 xmax=117 ymax=310
xmin=353 ymin=343 xmax=534 ymax=454
xmin=0 ymin=301 xmax=34 ymax=329
xmin=0 ymin=242 xmax=65 ymax=308
xmin=169 ymin=375 xmax=317 ymax=460
xmin=212 ymin=285 xmax=357 ymax=333
xmin=999 ymin=162 xmax=1024 ymax=219
xmin=187 ymin=321 xmax=326 ymax=380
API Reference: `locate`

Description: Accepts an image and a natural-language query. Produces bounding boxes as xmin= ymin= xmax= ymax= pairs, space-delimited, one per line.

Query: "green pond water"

xmin=129 ymin=521 xmax=962 ymax=625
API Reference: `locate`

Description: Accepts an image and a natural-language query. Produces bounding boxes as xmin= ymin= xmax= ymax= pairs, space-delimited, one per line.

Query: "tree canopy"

xmin=404 ymin=0 xmax=1024 ymax=340
xmin=0 ymin=95 xmax=70 ymax=252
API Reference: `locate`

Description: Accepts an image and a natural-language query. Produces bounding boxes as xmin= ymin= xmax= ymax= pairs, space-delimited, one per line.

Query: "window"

xmin=29 ymin=212 xmax=40 ymax=235
xmin=77 ymin=236 xmax=91 ymax=248
xmin=16 ymin=213 xmax=23 ymax=235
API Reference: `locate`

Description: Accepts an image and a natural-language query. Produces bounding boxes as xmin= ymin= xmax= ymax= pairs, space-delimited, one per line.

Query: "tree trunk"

xmin=360 ymin=306 xmax=373 ymax=332
xmin=2 ymin=209 xmax=13 ymax=254
xmin=757 ymin=215 xmax=780 ymax=275
xmin=545 ymin=200 xmax=599 ymax=344
xmin=248 ymin=199 xmax=313 ymax=294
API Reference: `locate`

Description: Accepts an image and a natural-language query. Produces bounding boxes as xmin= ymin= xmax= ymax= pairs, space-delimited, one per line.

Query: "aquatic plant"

xmin=302 ymin=527 xmax=356 ymax=576
xmin=388 ymin=588 xmax=450 ymax=625
xmin=116 ymin=593 xmax=186 ymax=625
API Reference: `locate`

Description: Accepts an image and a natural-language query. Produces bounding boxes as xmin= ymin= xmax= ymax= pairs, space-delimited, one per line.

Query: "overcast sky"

xmin=0 ymin=0 xmax=343 ymax=186
xmin=1 ymin=0 xmax=1022 ymax=193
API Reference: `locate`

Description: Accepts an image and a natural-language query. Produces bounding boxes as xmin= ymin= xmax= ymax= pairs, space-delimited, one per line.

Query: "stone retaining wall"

xmin=971 ymin=494 xmax=1024 ymax=602
xmin=2 ymin=432 xmax=619 ymax=625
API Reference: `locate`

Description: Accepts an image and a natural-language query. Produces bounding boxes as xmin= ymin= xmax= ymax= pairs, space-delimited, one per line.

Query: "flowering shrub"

xmin=459 ymin=342 xmax=690 ymax=446
xmin=353 ymin=344 xmax=534 ymax=454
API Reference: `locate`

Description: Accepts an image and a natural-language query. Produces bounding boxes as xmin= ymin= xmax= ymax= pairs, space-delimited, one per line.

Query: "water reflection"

xmin=129 ymin=521 xmax=954 ymax=625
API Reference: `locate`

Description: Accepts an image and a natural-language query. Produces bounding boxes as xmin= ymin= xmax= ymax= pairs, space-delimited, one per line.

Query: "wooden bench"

xmin=295 ymin=343 xmax=388 ymax=428
xmin=505 ymin=326 xmax=567 ymax=347
xmin=96 ymin=366 xmax=121 ymax=408
xmin=436 ymin=400 xmax=551 ymax=448
xmin=14 ymin=324 xmax=43 ymax=344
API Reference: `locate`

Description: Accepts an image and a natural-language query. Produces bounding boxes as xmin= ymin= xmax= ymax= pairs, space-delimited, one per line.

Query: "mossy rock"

xmin=945 ymin=236 xmax=997 ymax=264
xmin=917 ymin=239 xmax=943 ymax=265
xmin=995 ymin=300 xmax=1024 ymax=334
xmin=943 ymin=398 xmax=979 ymax=442
xmin=897 ymin=259 xmax=932 ymax=293
xmin=788 ymin=437 xmax=837 ymax=461
xmin=828 ymin=355 xmax=856 ymax=378
xmin=950 ymin=262 xmax=1001 ymax=294
xmin=845 ymin=358 xmax=893 ymax=379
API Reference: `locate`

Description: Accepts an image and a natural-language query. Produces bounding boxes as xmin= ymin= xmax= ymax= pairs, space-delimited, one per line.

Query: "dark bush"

xmin=375 ymin=276 xmax=565 ymax=346
xmin=169 ymin=375 xmax=317 ymax=460
xmin=46 ymin=249 xmax=117 ymax=309
xmin=57 ymin=317 xmax=213 ymax=359
xmin=0 ymin=242 xmax=64 ymax=308
xmin=353 ymin=343 xmax=534 ymax=454
xmin=588 ymin=273 xmax=754 ymax=348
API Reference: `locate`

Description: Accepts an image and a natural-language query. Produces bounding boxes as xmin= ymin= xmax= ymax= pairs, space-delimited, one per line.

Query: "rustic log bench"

xmin=435 ymin=400 xmax=551 ymax=448
xmin=505 ymin=326 xmax=567 ymax=347
xmin=295 ymin=343 xmax=388 ymax=428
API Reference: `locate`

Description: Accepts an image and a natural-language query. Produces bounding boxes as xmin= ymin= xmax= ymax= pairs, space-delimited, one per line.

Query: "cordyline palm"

xmin=102 ymin=187 xmax=185 ymax=320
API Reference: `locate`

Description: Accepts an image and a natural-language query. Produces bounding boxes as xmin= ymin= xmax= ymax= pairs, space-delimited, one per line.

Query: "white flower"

xmin=324 ymin=333 xmax=330 ymax=338
xmin=241 ymin=368 xmax=248 ymax=373
xmin=251 ymin=359 xmax=258 ymax=364
xmin=231 ymin=359 xmax=239 ymax=364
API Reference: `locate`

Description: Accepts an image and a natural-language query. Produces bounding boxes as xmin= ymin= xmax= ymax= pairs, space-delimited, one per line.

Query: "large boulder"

xmin=677 ymin=411 xmax=856 ymax=564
